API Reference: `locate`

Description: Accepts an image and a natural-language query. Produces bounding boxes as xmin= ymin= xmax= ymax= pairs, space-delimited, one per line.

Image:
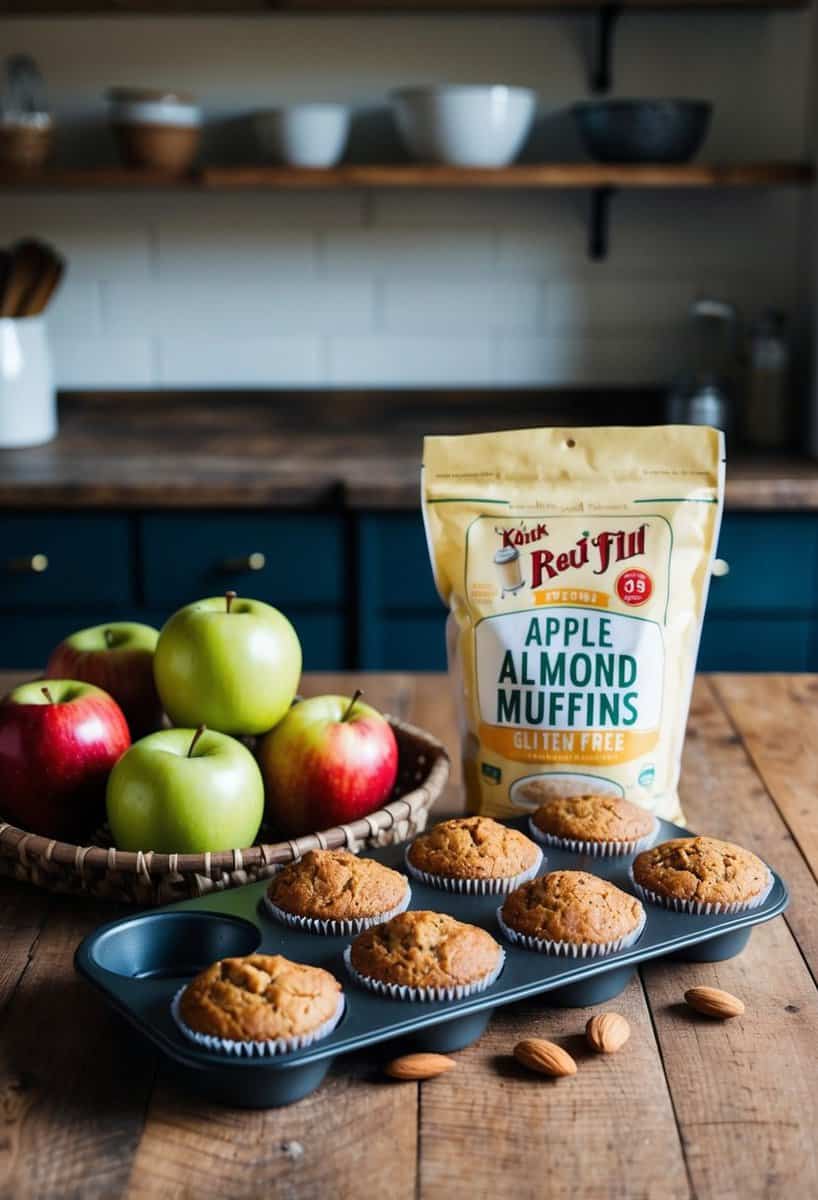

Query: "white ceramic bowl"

xmin=254 ymin=104 xmax=350 ymax=168
xmin=391 ymin=85 xmax=536 ymax=167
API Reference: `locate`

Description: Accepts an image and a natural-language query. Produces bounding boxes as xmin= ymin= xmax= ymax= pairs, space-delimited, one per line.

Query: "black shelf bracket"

xmin=589 ymin=4 xmax=621 ymax=94
xmin=589 ymin=185 xmax=615 ymax=260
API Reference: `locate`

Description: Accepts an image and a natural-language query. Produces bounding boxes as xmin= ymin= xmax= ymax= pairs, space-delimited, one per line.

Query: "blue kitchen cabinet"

xmin=139 ymin=513 xmax=346 ymax=670
xmin=2 ymin=509 xmax=818 ymax=674
xmin=357 ymin=514 xmax=446 ymax=670
xmin=356 ymin=511 xmax=818 ymax=673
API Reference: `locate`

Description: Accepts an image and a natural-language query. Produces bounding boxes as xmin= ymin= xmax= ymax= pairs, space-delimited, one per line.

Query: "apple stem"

xmin=225 ymin=590 xmax=237 ymax=614
xmin=188 ymin=724 xmax=207 ymax=757
xmin=341 ymin=689 xmax=363 ymax=723
xmin=41 ymin=686 xmax=54 ymax=705
xmin=104 ymin=628 xmax=115 ymax=648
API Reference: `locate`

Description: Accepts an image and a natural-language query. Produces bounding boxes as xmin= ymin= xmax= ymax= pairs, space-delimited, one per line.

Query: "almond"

xmin=385 ymin=1053 xmax=456 ymax=1081
xmin=586 ymin=1012 xmax=631 ymax=1054
xmin=684 ymin=986 xmax=745 ymax=1019
xmin=513 ymin=1038 xmax=577 ymax=1078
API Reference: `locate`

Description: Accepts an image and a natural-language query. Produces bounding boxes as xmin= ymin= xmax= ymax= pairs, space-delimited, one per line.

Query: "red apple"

xmin=46 ymin=621 xmax=161 ymax=739
xmin=258 ymin=690 xmax=399 ymax=837
xmin=0 ymin=680 xmax=131 ymax=840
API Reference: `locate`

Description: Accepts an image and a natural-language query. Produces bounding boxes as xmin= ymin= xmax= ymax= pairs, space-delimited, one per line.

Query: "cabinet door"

xmin=140 ymin=514 xmax=346 ymax=670
xmin=0 ymin=515 xmax=132 ymax=609
xmin=140 ymin=514 xmax=343 ymax=610
xmin=707 ymin=514 xmax=818 ymax=614
xmin=698 ymin=617 xmax=812 ymax=672
xmin=357 ymin=514 xmax=445 ymax=669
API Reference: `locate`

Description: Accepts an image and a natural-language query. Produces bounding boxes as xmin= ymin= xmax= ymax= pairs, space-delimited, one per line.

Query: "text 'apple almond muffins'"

xmin=264 ymin=849 xmax=412 ymax=935
xmin=405 ymin=816 xmax=542 ymax=894
xmin=528 ymin=794 xmax=659 ymax=858
xmin=345 ymin=910 xmax=505 ymax=1002
xmin=173 ymin=954 xmax=344 ymax=1057
xmin=630 ymin=836 xmax=773 ymax=915
xmin=497 ymin=870 xmax=646 ymax=958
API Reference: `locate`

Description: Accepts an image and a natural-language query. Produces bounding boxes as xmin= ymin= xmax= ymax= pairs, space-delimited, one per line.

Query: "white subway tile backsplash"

xmin=158 ymin=336 xmax=324 ymax=386
xmin=382 ymin=280 xmax=546 ymax=333
xmin=44 ymin=279 xmax=102 ymax=339
xmin=0 ymin=11 xmax=808 ymax=391
xmin=153 ymin=279 xmax=375 ymax=337
xmin=51 ymin=337 xmax=155 ymax=388
xmin=323 ymin=229 xmax=495 ymax=278
xmin=327 ymin=336 xmax=494 ymax=385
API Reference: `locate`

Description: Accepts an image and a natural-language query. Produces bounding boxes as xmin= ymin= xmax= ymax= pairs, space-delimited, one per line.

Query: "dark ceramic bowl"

xmin=574 ymin=99 xmax=712 ymax=164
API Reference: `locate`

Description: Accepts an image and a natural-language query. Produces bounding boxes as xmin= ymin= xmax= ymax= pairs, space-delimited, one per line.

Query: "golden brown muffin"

xmin=632 ymin=836 xmax=769 ymax=907
xmin=179 ymin=954 xmax=342 ymax=1043
xmin=349 ymin=910 xmax=502 ymax=990
xmin=267 ymin=849 xmax=408 ymax=922
xmin=407 ymin=816 xmax=540 ymax=881
xmin=531 ymin=794 xmax=656 ymax=846
xmin=500 ymin=870 xmax=644 ymax=946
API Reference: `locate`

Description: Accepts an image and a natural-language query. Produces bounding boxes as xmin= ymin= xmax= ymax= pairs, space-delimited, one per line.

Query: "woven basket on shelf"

xmin=0 ymin=714 xmax=449 ymax=906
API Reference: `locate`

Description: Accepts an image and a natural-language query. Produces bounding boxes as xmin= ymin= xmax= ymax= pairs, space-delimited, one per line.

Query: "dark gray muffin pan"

xmin=75 ymin=817 xmax=788 ymax=1109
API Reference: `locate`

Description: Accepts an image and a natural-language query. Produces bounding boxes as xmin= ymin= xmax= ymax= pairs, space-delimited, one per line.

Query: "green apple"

xmin=153 ymin=592 xmax=301 ymax=735
xmin=106 ymin=725 xmax=264 ymax=853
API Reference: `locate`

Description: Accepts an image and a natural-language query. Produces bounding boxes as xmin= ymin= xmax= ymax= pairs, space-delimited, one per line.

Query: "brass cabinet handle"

xmin=711 ymin=558 xmax=730 ymax=578
xmin=6 ymin=553 xmax=48 ymax=574
xmin=218 ymin=552 xmax=266 ymax=573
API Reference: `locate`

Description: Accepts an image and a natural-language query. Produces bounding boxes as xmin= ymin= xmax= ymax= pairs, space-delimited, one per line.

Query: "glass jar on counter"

xmin=742 ymin=310 xmax=793 ymax=450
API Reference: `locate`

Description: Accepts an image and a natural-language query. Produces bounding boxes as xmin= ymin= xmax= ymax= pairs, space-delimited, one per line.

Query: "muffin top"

xmin=350 ymin=910 xmax=502 ymax=989
xmin=501 ymin=870 xmax=644 ymax=945
xmin=407 ymin=816 xmax=540 ymax=881
xmin=531 ymin=794 xmax=656 ymax=845
xmin=179 ymin=954 xmax=341 ymax=1043
xmin=632 ymin=836 xmax=769 ymax=906
xmin=267 ymin=849 xmax=408 ymax=921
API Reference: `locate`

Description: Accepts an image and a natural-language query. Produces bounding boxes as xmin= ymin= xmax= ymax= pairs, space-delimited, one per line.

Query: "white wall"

xmin=0 ymin=12 xmax=812 ymax=389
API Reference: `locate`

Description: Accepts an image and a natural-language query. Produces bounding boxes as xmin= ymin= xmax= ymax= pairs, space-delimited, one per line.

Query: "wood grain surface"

xmin=1 ymin=392 xmax=816 ymax=510
xmin=0 ymin=669 xmax=815 ymax=1200
xmin=0 ymin=164 xmax=812 ymax=191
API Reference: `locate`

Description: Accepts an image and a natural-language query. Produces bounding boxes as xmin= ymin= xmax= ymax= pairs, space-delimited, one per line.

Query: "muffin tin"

xmin=75 ymin=816 xmax=788 ymax=1109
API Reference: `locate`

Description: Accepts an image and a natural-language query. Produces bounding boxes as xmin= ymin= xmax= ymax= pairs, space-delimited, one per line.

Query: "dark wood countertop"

xmin=0 ymin=391 xmax=816 ymax=511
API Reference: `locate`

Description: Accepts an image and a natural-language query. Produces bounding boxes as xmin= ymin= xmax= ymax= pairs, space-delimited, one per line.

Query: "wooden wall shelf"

xmin=3 ymin=162 xmax=810 ymax=258
xmin=0 ymin=162 xmax=812 ymax=191
xmin=0 ymin=0 xmax=809 ymax=11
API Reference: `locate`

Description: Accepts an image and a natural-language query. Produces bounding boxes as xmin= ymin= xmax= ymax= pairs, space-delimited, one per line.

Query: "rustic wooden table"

xmin=1 ymin=671 xmax=816 ymax=1200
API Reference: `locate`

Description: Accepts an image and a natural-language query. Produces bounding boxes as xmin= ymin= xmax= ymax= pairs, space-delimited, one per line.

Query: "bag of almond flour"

xmin=422 ymin=426 xmax=725 ymax=824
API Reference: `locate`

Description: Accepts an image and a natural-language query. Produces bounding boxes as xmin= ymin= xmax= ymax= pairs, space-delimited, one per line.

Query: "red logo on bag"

xmin=616 ymin=568 xmax=653 ymax=606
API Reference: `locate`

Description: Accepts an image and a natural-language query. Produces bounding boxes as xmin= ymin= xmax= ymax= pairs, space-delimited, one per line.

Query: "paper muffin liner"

xmin=527 ymin=814 xmax=660 ymax=859
xmin=343 ymin=944 xmax=505 ymax=1003
xmin=262 ymin=879 xmax=412 ymax=937
xmin=404 ymin=844 xmax=543 ymax=895
xmin=171 ymin=988 xmax=345 ymax=1058
xmin=496 ymin=903 xmax=647 ymax=958
xmin=628 ymin=864 xmax=774 ymax=916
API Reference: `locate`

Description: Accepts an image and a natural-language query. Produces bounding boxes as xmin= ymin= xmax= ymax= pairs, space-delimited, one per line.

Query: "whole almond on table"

xmin=514 ymin=1039 xmax=577 ymax=1078
xmin=586 ymin=1012 xmax=631 ymax=1054
xmin=385 ymin=1053 xmax=456 ymax=1080
xmin=684 ymin=986 xmax=745 ymax=1019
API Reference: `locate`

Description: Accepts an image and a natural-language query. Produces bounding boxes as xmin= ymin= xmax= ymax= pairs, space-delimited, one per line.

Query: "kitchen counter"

xmin=0 ymin=669 xmax=816 ymax=1199
xmin=1 ymin=391 xmax=817 ymax=510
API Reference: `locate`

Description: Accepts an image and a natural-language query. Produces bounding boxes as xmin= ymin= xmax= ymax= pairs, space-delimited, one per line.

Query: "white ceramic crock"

xmin=0 ymin=316 xmax=57 ymax=448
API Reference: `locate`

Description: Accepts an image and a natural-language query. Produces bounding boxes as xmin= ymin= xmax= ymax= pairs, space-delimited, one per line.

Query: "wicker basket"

xmin=0 ymin=714 xmax=449 ymax=906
